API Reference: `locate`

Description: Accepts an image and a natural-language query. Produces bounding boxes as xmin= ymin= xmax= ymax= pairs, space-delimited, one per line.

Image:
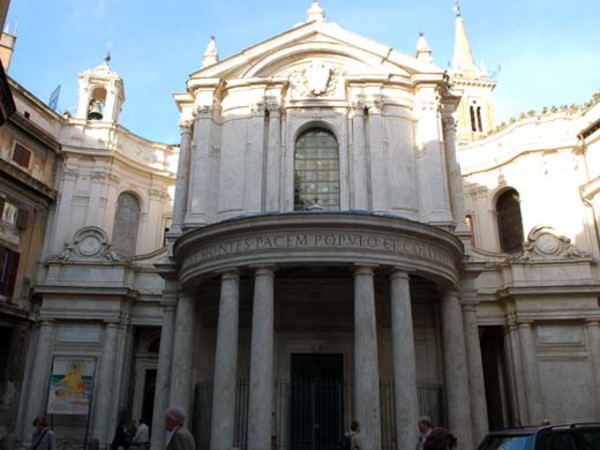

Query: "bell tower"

xmin=450 ymin=2 xmax=496 ymax=144
xmin=75 ymin=53 xmax=125 ymax=123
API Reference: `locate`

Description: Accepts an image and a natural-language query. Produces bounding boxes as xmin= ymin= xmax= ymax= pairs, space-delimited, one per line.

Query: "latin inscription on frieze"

xmin=183 ymin=231 xmax=453 ymax=268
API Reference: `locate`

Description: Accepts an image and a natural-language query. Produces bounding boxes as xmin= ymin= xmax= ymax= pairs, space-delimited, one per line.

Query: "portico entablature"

xmin=174 ymin=213 xmax=463 ymax=288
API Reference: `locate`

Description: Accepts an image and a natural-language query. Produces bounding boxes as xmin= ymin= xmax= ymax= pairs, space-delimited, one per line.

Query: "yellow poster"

xmin=47 ymin=357 xmax=95 ymax=415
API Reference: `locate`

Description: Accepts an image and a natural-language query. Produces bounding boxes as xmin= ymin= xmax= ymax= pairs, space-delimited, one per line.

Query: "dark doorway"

xmin=480 ymin=327 xmax=513 ymax=429
xmin=140 ymin=369 xmax=157 ymax=430
xmin=290 ymin=354 xmax=344 ymax=450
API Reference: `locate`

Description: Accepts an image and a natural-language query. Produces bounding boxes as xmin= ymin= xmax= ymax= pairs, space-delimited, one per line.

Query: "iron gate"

xmin=193 ymin=380 xmax=444 ymax=450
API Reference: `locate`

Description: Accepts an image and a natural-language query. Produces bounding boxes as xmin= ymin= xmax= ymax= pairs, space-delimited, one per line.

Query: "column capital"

xmin=251 ymin=265 xmax=275 ymax=276
xmin=585 ymin=319 xmax=600 ymax=328
xmin=461 ymin=301 xmax=480 ymax=313
xmin=390 ymin=269 xmax=410 ymax=281
xmin=38 ymin=319 xmax=57 ymax=328
xmin=217 ymin=268 xmax=240 ymax=281
xmin=354 ymin=264 xmax=378 ymax=276
xmin=517 ymin=320 xmax=534 ymax=329
xmin=179 ymin=120 xmax=193 ymax=135
xmin=160 ymin=301 xmax=177 ymax=311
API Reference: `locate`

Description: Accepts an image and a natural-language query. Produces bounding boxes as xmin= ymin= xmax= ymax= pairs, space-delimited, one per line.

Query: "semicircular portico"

xmin=174 ymin=212 xmax=463 ymax=289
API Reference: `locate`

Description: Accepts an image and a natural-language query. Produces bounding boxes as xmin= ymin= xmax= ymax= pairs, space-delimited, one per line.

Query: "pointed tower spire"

xmin=416 ymin=33 xmax=433 ymax=63
xmin=307 ymin=1 xmax=325 ymax=22
xmin=202 ymin=36 xmax=219 ymax=68
xmin=451 ymin=1 xmax=479 ymax=77
xmin=449 ymin=2 xmax=497 ymax=144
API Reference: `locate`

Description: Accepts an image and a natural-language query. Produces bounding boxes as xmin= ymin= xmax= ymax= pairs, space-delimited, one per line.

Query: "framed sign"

xmin=47 ymin=357 xmax=96 ymax=415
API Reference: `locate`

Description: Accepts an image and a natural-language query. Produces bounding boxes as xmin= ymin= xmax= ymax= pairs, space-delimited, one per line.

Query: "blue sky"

xmin=5 ymin=0 xmax=600 ymax=144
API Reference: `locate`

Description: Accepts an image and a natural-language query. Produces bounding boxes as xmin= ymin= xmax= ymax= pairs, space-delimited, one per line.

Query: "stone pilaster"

xmin=354 ymin=265 xmax=382 ymax=450
xmin=170 ymin=121 xmax=193 ymax=234
xmin=210 ymin=270 xmax=241 ymax=450
xmin=265 ymin=103 xmax=282 ymax=211
xmin=415 ymin=85 xmax=452 ymax=226
xmin=247 ymin=267 xmax=275 ymax=450
xmin=440 ymin=290 xmax=473 ymax=450
xmin=93 ymin=322 xmax=121 ymax=445
xmin=22 ymin=320 xmax=55 ymax=442
xmin=518 ymin=321 xmax=542 ymax=424
xmin=585 ymin=320 xmax=600 ymax=419
xmin=187 ymin=105 xmax=215 ymax=225
xmin=169 ymin=292 xmax=196 ymax=418
xmin=150 ymin=301 xmax=176 ymax=450
xmin=366 ymin=97 xmax=387 ymax=212
xmin=390 ymin=270 xmax=419 ymax=450
xmin=462 ymin=302 xmax=488 ymax=444
xmin=441 ymin=101 xmax=469 ymax=234
xmin=351 ymin=101 xmax=368 ymax=210
xmin=505 ymin=319 xmax=527 ymax=425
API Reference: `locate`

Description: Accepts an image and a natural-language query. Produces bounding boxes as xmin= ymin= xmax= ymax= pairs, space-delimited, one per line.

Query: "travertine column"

xmin=415 ymin=85 xmax=452 ymax=225
xmin=171 ymin=121 xmax=193 ymax=234
xmin=441 ymin=102 xmax=469 ymax=233
xmin=150 ymin=302 xmax=176 ymax=450
xmin=367 ymin=98 xmax=387 ymax=212
xmin=93 ymin=322 xmax=121 ymax=445
xmin=22 ymin=320 xmax=55 ymax=441
xmin=354 ymin=266 xmax=382 ymax=450
xmin=351 ymin=101 xmax=368 ymax=210
xmin=210 ymin=270 xmax=240 ymax=450
xmin=440 ymin=290 xmax=473 ymax=450
xmin=169 ymin=293 xmax=196 ymax=418
xmin=505 ymin=320 xmax=527 ymax=425
xmin=265 ymin=103 xmax=281 ymax=211
xmin=585 ymin=320 xmax=600 ymax=418
xmin=248 ymin=267 xmax=275 ymax=450
xmin=390 ymin=270 xmax=419 ymax=450
xmin=518 ymin=322 xmax=542 ymax=424
xmin=187 ymin=105 xmax=215 ymax=225
xmin=462 ymin=302 xmax=489 ymax=444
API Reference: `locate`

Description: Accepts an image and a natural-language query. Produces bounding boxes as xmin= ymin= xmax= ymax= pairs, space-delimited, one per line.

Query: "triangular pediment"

xmin=188 ymin=20 xmax=443 ymax=84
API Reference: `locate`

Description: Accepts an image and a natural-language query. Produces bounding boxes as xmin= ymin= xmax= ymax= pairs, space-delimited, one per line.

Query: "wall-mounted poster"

xmin=47 ymin=357 xmax=96 ymax=415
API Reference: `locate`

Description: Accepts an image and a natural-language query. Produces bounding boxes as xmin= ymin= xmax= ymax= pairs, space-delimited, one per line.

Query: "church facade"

xmin=2 ymin=3 xmax=600 ymax=450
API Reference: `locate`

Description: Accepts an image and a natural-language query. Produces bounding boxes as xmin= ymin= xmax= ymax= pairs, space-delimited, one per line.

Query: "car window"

xmin=479 ymin=435 xmax=535 ymax=450
xmin=544 ymin=433 xmax=577 ymax=450
xmin=580 ymin=429 xmax=600 ymax=450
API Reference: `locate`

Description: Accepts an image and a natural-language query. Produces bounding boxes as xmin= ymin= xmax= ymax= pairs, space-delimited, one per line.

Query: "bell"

xmin=87 ymin=100 xmax=104 ymax=120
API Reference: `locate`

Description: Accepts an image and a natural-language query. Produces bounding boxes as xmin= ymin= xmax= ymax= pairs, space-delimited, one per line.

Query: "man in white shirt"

xmin=131 ymin=420 xmax=150 ymax=449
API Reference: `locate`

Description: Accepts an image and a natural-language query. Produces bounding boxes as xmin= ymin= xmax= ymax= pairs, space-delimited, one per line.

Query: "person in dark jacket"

xmin=165 ymin=407 xmax=195 ymax=450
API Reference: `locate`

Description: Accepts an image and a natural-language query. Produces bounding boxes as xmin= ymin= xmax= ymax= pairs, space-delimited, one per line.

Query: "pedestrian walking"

xmin=30 ymin=416 xmax=55 ymax=450
xmin=416 ymin=416 xmax=433 ymax=450
xmin=165 ymin=407 xmax=195 ymax=450
xmin=423 ymin=427 xmax=457 ymax=450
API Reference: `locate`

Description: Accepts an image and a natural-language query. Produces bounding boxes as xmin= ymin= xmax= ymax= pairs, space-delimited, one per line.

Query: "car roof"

xmin=485 ymin=423 xmax=600 ymax=437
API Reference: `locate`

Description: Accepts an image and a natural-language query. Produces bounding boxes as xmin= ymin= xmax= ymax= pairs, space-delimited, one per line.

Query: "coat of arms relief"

xmin=289 ymin=60 xmax=344 ymax=98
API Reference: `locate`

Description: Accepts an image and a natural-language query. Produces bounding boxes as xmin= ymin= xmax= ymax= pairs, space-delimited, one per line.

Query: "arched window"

xmin=112 ymin=192 xmax=141 ymax=256
xmin=88 ymin=87 xmax=107 ymax=120
xmin=497 ymin=188 xmax=524 ymax=253
xmin=294 ymin=128 xmax=340 ymax=211
xmin=469 ymin=100 xmax=483 ymax=133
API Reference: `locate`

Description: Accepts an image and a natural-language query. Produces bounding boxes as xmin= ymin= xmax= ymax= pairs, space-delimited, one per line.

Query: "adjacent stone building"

xmin=3 ymin=3 xmax=600 ymax=450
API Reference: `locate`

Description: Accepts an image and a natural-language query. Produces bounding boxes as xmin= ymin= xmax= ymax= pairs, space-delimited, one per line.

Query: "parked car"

xmin=477 ymin=423 xmax=600 ymax=450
